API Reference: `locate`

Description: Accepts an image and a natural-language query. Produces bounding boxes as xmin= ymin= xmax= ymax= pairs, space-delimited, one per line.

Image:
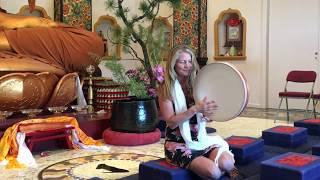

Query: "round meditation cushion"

xmin=103 ymin=128 xmax=161 ymax=146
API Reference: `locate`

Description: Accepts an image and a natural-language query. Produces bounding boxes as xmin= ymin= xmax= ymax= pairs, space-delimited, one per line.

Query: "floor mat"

xmin=38 ymin=153 xmax=160 ymax=180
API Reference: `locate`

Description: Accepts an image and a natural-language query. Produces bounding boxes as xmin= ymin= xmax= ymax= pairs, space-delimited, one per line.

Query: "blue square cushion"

xmin=139 ymin=159 xmax=200 ymax=180
xmin=262 ymin=126 xmax=307 ymax=148
xmin=294 ymin=119 xmax=320 ymax=136
xmin=225 ymin=136 xmax=264 ymax=164
xmin=312 ymin=143 xmax=320 ymax=156
xmin=261 ymin=152 xmax=320 ymax=180
xmin=139 ymin=158 xmax=231 ymax=180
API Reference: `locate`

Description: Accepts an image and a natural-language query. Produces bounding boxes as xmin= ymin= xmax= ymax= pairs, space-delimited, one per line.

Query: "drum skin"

xmin=193 ymin=62 xmax=249 ymax=122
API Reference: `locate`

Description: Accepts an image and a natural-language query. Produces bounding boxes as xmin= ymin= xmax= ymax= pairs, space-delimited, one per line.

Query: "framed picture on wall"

xmin=225 ymin=17 xmax=242 ymax=45
xmin=227 ymin=25 xmax=241 ymax=41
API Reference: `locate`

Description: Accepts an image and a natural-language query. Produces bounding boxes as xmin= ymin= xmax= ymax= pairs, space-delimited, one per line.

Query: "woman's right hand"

xmin=194 ymin=97 xmax=218 ymax=117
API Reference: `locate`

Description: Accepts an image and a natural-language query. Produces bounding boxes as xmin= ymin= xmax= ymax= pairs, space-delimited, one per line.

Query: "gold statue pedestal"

xmin=0 ymin=54 xmax=79 ymax=111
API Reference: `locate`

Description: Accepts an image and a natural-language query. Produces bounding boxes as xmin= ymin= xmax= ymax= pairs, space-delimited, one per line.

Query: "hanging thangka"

xmin=173 ymin=0 xmax=208 ymax=66
xmin=54 ymin=0 xmax=92 ymax=31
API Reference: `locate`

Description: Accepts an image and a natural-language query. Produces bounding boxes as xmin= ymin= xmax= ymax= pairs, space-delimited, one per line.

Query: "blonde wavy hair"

xmin=158 ymin=45 xmax=199 ymax=100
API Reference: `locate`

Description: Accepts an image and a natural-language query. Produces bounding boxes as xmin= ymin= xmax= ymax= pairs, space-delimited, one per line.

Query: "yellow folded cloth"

xmin=0 ymin=116 xmax=102 ymax=169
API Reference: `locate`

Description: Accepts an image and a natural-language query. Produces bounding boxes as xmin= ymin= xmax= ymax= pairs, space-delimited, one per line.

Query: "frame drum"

xmin=193 ymin=62 xmax=249 ymax=122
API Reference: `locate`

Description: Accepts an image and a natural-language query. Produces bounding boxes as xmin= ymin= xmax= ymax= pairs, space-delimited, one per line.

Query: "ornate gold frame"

xmin=94 ymin=15 xmax=121 ymax=59
xmin=214 ymin=8 xmax=247 ymax=60
xmin=18 ymin=5 xmax=51 ymax=19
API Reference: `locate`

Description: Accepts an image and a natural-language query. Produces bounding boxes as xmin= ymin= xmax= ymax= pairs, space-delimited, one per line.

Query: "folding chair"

xmin=312 ymin=93 xmax=320 ymax=118
xmin=275 ymin=70 xmax=317 ymax=123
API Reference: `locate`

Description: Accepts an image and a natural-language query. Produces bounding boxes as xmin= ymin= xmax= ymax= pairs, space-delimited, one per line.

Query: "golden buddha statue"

xmin=0 ymin=8 xmax=104 ymax=111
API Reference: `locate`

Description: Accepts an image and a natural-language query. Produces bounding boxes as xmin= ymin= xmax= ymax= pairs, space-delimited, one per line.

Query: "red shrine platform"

xmin=0 ymin=112 xmax=162 ymax=151
xmin=0 ymin=112 xmax=111 ymax=140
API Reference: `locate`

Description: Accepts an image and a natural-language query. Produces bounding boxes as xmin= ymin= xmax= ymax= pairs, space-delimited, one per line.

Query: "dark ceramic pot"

xmin=111 ymin=98 xmax=159 ymax=133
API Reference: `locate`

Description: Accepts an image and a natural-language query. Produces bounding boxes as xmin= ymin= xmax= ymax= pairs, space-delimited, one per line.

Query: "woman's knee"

xmin=189 ymin=157 xmax=222 ymax=179
xmin=207 ymin=166 xmax=222 ymax=179
xmin=196 ymin=163 xmax=222 ymax=179
xmin=218 ymin=152 xmax=235 ymax=171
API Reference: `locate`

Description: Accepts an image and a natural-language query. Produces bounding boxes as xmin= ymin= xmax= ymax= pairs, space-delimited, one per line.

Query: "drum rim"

xmin=193 ymin=62 xmax=249 ymax=121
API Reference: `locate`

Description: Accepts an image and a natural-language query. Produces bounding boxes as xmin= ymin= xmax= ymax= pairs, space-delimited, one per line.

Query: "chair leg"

xmin=305 ymin=98 xmax=312 ymax=118
xmin=275 ymin=97 xmax=284 ymax=123
xmin=313 ymin=99 xmax=318 ymax=118
xmin=285 ymin=98 xmax=289 ymax=123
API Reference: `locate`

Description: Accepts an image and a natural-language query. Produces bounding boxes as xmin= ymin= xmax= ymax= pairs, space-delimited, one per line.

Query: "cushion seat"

xmin=279 ymin=91 xmax=311 ymax=98
xmin=261 ymin=152 xmax=320 ymax=180
xmin=139 ymin=158 xmax=201 ymax=180
xmin=294 ymin=119 xmax=320 ymax=135
xmin=262 ymin=126 xmax=308 ymax=148
xmin=103 ymin=128 xmax=161 ymax=146
xmin=312 ymin=94 xmax=320 ymax=99
xmin=226 ymin=136 xmax=264 ymax=165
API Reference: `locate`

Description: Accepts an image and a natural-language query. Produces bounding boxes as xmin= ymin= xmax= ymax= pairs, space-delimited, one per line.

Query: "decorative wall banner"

xmin=173 ymin=0 xmax=207 ymax=66
xmin=54 ymin=0 xmax=92 ymax=31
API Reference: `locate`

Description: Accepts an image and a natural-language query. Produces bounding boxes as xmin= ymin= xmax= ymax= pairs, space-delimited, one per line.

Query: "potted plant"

xmin=104 ymin=0 xmax=181 ymax=133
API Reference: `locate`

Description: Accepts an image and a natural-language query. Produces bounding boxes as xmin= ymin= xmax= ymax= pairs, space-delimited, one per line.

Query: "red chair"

xmin=275 ymin=70 xmax=317 ymax=122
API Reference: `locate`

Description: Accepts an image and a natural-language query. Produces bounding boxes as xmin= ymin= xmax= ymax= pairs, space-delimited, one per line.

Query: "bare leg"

xmin=188 ymin=156 xmax=222 ymax=179
xmin=208 ymin=148 xmax=235 ymax=172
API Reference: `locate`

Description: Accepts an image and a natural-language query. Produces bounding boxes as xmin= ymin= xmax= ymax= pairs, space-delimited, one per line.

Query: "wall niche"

xmin=18 ymin=5 xmax=51 ymax=19
xmin=94 ymin=15 xmax=121 ymax=59
xmin=214 ymin=8 xmax=246 ymax=60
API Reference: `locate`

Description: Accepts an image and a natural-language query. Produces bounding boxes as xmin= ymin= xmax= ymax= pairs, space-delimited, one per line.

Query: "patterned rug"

xmin=38 ymin=153 xmax=160 ymax=180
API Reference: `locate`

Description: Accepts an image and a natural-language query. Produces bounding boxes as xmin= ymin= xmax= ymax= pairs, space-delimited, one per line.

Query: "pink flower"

xmin=152 ymin=65 xmax=165 ymax=83
xmin=148 ymin=88 xmax=157 ymax=97
xmin=227 ymin=18 xmax=240 ymax=26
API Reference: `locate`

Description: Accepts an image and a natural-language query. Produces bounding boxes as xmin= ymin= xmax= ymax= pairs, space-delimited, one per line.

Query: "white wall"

xmin=267 ymin=0 xmax=320 ymax=109
xmin=207 ymin=0 xmax=268 ymax=108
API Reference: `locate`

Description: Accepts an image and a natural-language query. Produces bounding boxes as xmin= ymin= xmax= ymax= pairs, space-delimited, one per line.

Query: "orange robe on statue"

xmin=2 ymin=24 xmax=104 ymax=74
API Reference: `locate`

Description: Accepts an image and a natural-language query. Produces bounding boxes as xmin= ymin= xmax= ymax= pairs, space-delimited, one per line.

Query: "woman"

xmin=157 ymin=45 xmax=240 ymax=179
